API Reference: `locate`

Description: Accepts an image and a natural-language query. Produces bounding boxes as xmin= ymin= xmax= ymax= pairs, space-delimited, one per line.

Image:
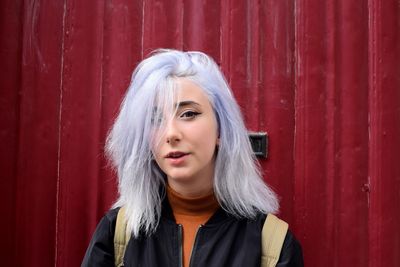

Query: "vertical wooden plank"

xmin=183 ymin=0 xmax=220 ymax=60
xmin=220 ymin=0 xmax=247 ymax=111
xmin=294 ymin=1 xmax=332 ymax=266
xmin=246 ymin=0 xmax=261 ymax=130
xmin=219 ymin=0 xmax=232 ymax=83
xmin=257 ymin=0 xmax=296 ymax=223
xmin=55 ymin=0 xmax=105 ymax=266
xmin=334 ymin=1 xmax=370 ymax=265
xmin=142 ymin=0 xmax=184 ymax=54
xmin=0 ymin=0 xmax=22 ymax=265
xmin=295 ymin=0 xmax=372 ymax=265
xmin=368 ymin=0 xmax=400 ymax=266
xmin=14 ymin=0 xmax=64 ymax=266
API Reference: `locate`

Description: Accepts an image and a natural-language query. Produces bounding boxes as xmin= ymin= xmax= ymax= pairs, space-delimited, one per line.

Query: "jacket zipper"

xmin=188 ymin=225 xmax=203 ymax=267
xmin=178 ymin=224 xmax=183 ymax=267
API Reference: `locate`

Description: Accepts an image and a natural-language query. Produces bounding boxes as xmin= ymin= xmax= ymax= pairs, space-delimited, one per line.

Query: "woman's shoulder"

xmin=95 ymin=207 xmax=120 ymax=234
xmin=256 ymin=213 xmax=303 ymax=266
xmin=104 ymin=207 xmax=120 ymax=224
xmin=81 ymin=207 xmax=121 ymax=267
xmin=277 ymin=229 xmax=304 ymax=266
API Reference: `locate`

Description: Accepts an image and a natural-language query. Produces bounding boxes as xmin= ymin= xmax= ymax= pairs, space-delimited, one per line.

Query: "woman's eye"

xmin=180 ymin=111 xmax=201 ymax=119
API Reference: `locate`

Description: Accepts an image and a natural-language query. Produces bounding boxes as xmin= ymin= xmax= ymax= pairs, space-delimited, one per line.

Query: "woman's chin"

xmin=167 ymin=173 xmax=193 ymax=184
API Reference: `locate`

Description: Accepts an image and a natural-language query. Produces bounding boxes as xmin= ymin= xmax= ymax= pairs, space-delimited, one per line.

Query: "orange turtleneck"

xmin=167 ymin=185 xmax=220 ymax=267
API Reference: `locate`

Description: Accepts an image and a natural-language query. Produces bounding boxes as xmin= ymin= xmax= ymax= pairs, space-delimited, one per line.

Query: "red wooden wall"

xmin=1 ymin=0 xmax=399 ymax=266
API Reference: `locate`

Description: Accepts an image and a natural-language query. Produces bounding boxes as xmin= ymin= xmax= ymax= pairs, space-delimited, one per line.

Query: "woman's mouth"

xmin=165 ymin=151 xmax=189 ymax=165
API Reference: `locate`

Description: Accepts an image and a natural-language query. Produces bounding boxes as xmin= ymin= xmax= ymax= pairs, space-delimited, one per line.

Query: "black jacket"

xmin=82 ymin=198 xmax=303 ymax=267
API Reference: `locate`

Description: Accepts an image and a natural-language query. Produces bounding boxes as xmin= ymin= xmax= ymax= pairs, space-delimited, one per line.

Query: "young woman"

xmin=82 ymin=50 xmax=303 ymax=267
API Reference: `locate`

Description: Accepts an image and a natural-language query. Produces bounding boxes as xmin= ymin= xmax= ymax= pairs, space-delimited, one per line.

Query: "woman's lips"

xmin=165 ymin=151 xmax=187 ymax=158
xmin=166 ymin=153 xmax=189 ymax=166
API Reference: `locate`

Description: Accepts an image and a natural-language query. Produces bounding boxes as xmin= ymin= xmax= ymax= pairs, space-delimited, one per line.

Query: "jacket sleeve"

xmin=276 ymin=230 xmax=304 ymax=267
xmin=81 ymin=209 xmax=119 ymax=267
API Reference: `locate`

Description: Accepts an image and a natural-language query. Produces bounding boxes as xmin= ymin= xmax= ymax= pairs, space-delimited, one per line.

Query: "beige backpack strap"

xmin=261 ymin=214 xmax=289 ymax=267
xmin=114 ymin=207 xmax=131 ymax=267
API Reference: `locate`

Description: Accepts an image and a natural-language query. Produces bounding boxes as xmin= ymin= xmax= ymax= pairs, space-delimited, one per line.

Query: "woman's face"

xmin=152 ymin=79 xmax=219 ymax=194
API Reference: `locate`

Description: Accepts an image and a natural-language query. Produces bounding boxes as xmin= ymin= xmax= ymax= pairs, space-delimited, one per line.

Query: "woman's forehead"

xmin=174 ymin=79 xmax=211 ymax=106
xmin=153 ymin=79 xmax=212 ymax=111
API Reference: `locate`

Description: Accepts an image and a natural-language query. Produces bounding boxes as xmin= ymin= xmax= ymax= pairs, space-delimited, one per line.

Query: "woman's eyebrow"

xmin=152 ymin=101 xmax=201 ymax=113
xmin=175 ymin=100 xmax=201 ymax=108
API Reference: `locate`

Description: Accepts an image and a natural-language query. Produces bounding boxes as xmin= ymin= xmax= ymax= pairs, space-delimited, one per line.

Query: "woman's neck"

xmin=167 ymin=177 xmax=213 ymax=198
xmin=167 ymin=184 xmax=219 ymax=215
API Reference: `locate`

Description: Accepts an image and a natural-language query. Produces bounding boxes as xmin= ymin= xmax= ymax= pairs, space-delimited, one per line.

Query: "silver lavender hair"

xmin=106 ymin=49 xmax=279 ymax=237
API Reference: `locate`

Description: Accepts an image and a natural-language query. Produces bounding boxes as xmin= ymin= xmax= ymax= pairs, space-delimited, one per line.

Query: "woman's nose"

xmin=165 ymin=119 xmax=181 ymax=144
